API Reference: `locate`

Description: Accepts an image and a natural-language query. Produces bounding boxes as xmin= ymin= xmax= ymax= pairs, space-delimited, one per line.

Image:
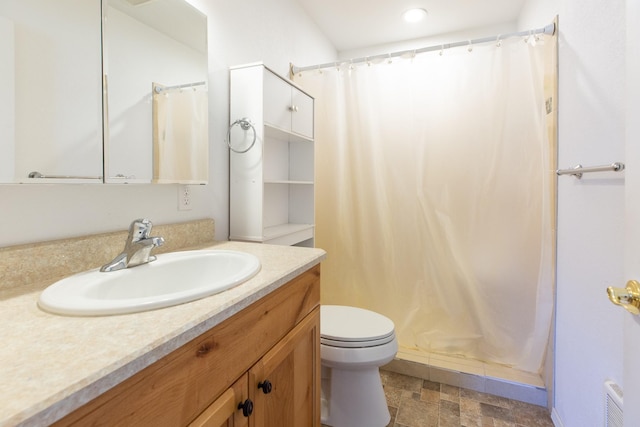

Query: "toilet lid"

xmin=321 ymin=305 xmax=395 ymax=345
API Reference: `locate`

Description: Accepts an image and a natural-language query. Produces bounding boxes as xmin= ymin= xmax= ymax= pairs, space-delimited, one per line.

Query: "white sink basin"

xmin=38 ymin=250 xmax=261 ymax=316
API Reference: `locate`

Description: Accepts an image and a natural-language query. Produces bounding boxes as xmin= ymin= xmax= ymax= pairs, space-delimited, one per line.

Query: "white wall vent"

xmin=604 ymin=380 xmax=623 ymax=427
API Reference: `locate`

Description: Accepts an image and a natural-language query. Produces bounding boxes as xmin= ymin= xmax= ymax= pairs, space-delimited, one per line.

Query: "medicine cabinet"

xmin=229 ymin=63 xmax=315 ymax=247
xmin=0 ymin=0 xmax=208 ymax=184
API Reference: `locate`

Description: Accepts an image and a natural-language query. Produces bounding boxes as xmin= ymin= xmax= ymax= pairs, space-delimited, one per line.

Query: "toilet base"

xmin=321 ymin=365 xmax=390 ymax=427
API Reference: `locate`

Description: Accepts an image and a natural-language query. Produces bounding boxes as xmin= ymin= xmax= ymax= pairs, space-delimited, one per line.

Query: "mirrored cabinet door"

xmin=0 ymin=0 xmax=103 ymax=183
xmin=0 ymin=0 xmax=208 ymax=185
xmin=104 ymin=0 xmax=208 ymax=184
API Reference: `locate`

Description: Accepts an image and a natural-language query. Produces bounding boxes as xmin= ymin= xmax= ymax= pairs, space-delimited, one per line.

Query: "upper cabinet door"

xmin=291 ymin=87 xmax=313 ymax=139
xmin=263 ymin=69 xmax=293 ymax=132
xmin=263 ymin=68 xmax=314 ymax=140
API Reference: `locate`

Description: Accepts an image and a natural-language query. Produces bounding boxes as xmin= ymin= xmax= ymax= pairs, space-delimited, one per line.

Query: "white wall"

xmin=520 ymin=1 xmax=627 ymax=426
xmin=518 ymin=0 xmax=556 ymax=29
xmin=0 ymin=0 xmax=335 ymax=247
xmin=555 ymin=2 xmax=626 ymax=424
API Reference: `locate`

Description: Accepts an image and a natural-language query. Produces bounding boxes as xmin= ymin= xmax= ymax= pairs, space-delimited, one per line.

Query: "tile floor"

xmin=323 ymin=370 xmax=554 ymax=427
xmin=381 ymin=370 xmax=554 ymax=427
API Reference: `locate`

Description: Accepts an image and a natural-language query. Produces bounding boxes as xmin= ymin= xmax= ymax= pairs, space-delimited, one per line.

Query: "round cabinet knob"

xmin=258 ymin=379 xmax=273 ymax=394
xmin=238 ymin=399 xmax=254 ymax=417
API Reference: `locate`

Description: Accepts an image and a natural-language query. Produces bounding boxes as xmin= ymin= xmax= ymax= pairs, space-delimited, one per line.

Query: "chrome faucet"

xmin=100 ymin=218 xmax=165 ymax=272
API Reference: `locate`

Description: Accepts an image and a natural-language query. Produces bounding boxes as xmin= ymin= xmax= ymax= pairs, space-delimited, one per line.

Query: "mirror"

xmin=104 ymin=0 xmax=208 ymax=184
xmin=0 ymin=0 xmax=103 ymax=183
xmin=0 ymin=0 xmax=208 ymax=184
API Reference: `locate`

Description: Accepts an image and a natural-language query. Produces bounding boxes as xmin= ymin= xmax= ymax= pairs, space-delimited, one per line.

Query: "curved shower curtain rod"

xmin=290 ymin=22 xmax=556 ymax=75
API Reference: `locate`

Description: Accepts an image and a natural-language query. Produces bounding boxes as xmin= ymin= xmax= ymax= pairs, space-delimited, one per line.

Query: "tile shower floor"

xmin=323 ymin=370 xmax=554 ymax=427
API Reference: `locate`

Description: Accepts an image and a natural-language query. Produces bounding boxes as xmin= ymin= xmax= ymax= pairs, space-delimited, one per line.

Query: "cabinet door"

xmin=189 ymin=375 xmax=249 ymax=427
xmin=263 ymin=69 xmax=314 ymax=140
xmin=291 ymin=87 xmax=314 ymax=139
xmin=249 ymin=308 xmax=320 ymax=427
xmin=263 ymin=70 xmax=292 ymax=131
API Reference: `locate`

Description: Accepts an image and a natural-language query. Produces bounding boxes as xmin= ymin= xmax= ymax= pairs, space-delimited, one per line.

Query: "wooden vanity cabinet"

xmin=190 ymin=308 xmax=320 ymax=427
xmin=249 ymin=309 xmax=319 ymax=427
xmin=189 ymin=374 xmax=249 ymax=427
xmin=52 ymin=266 xmax=321 ymax=427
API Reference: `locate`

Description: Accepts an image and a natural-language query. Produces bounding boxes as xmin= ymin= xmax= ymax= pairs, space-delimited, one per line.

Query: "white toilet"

xmin=320 ymin=305 xmax=398 ymax=427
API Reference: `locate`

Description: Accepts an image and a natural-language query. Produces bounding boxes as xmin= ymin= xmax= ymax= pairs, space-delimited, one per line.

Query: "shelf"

xmin=230 ymin=64 xmax=315 ymax=247
xmin=264 ymin=224 xmax=314 ymax=246
xmin=264 ymin=123 xmax=313 ymax=144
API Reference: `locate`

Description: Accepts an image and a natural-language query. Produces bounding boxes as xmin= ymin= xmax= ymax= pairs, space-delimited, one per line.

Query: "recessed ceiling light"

xmin=402 ymin=8 xmax=428 ymax=23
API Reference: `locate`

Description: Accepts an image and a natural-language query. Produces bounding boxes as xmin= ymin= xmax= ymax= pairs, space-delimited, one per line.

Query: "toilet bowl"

xmin=320 ymin=305 xmax=398 ymax=427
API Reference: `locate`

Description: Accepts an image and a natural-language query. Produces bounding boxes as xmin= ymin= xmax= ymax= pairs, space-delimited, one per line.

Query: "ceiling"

xmin=294 ymin=0 xmax=527 ymax=52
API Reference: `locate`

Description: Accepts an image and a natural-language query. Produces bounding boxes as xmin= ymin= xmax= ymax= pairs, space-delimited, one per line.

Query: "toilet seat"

xmin=321 ymin=305 xmax=396 ymax=348
xmin=321 ymin=334 xmax=395 ymax=348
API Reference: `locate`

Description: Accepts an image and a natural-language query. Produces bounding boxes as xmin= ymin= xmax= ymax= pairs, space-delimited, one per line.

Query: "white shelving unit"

xmin=229 ymin=63 xmax=315 ymax=247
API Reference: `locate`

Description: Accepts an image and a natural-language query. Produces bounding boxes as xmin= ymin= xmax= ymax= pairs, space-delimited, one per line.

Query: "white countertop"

xmin=0 ymin=241 xmax=326 ymax=427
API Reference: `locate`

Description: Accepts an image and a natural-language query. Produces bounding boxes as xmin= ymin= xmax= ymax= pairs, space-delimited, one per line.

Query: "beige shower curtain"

xmin=295 ymin=36 xmax=554 ymax=373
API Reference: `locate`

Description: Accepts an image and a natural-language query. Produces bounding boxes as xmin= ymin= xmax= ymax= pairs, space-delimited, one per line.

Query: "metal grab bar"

xmin=28 ymin=171 xmax=102 ymax=180
xmin=556 ymin=162 xmax=625 ymax=179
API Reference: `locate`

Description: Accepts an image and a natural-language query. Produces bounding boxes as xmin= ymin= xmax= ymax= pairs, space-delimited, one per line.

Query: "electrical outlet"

xmin=178 ymin=185 xmax=192 ymax=211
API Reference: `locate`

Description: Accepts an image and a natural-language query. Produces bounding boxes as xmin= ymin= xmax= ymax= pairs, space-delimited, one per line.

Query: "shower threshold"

xmin=382 ymin=347 xmax=547 ymax=407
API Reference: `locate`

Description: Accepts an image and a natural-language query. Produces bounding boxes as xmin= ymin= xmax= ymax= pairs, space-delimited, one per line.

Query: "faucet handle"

xmin=101 ymin=219 xmax=163 ymax=272
xmin=129 ymin=218 xmax=153 ymax=241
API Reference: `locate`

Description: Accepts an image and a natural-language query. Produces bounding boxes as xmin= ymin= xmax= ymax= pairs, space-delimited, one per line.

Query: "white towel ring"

xmin=227 ymin=118 xmax=257 ymax=153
